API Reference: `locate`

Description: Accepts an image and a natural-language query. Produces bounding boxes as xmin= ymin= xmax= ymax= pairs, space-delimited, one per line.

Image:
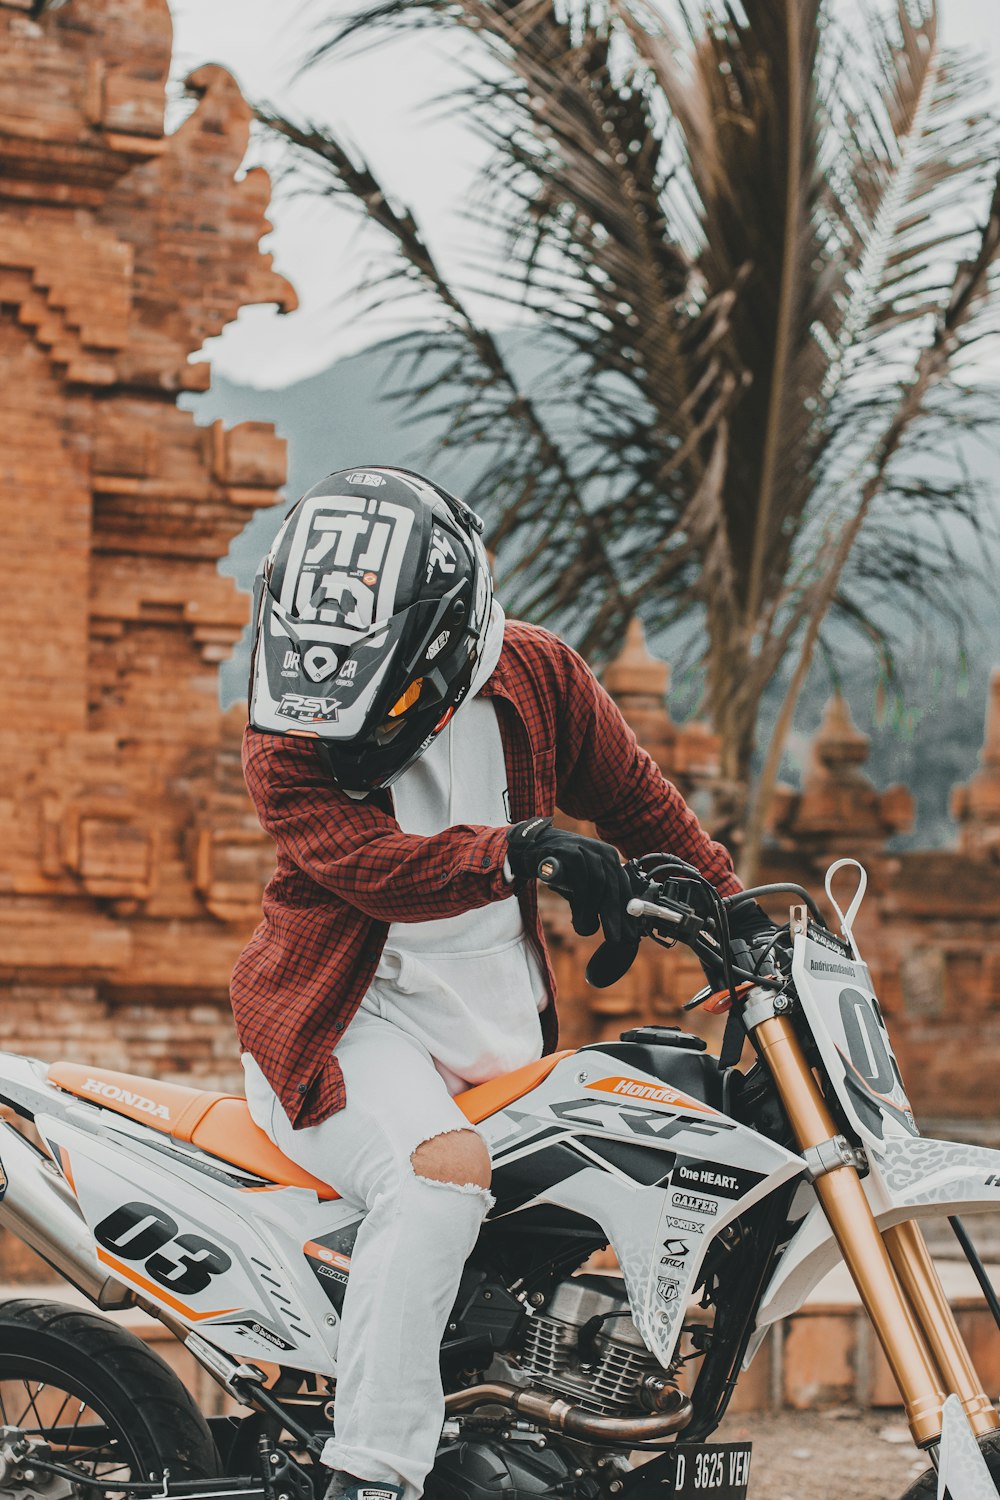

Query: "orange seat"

xmin=47 ymin=1063 xmax=340 ymax=1200
xmin=48 ymin=1050 xmax=575 ymax=1200
xmin=454 ymin=1051 xmax=574 ymax=1122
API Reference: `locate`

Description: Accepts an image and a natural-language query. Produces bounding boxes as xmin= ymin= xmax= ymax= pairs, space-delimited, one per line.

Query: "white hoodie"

xmin=359 ymin=600 xmax=547 ymax=1093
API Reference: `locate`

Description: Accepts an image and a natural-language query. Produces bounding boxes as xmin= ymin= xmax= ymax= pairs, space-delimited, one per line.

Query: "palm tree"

xmin=257 ymin=0 xmax=1000 ymax=875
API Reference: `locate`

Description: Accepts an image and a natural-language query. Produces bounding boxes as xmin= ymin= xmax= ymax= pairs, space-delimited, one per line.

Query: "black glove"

xmin=506 ymin=818 xmax=632 ymax=945
xmin=699 ymin=899 xmax=778 ymax=993
xmin=727 ymin=899 xmax=776 ymax=943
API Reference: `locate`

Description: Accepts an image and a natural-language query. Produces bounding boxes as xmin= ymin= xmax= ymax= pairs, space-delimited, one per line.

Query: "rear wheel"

xmin=899 ymin=1428 xmax=1000 ymax=1498
xmin=0 ymin=1299 xmax=220 ymax=1495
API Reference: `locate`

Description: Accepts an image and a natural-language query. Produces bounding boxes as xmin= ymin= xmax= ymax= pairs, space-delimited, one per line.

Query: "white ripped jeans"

xmin=241 ymin=1012 xmax=496 ymax=1500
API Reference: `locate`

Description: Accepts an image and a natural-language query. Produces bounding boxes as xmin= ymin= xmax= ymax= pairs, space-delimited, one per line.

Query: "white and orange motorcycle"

xmin=1 ymin=856 xmax=999 ymax=1500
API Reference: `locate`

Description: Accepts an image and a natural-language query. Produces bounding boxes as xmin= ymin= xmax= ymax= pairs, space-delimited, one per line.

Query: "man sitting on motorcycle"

xmin=232 ymin=467 xmax=769 ymax=1500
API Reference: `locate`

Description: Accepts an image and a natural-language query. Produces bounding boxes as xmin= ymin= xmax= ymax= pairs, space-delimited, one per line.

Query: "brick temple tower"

xmin=953 ymin=670 xmax=1000 ymax=861
xmin=0 ymin=0 xmax=294 ymax=1094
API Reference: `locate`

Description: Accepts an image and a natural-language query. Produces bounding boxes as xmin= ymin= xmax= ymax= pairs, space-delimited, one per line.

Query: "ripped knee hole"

xmin=410 ymin=1127 xmax=492 ymax=1192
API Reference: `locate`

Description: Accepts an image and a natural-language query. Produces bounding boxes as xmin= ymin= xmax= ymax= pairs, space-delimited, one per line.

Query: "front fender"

xmin=751 ymin=1133 xmax=1000 ymax=1349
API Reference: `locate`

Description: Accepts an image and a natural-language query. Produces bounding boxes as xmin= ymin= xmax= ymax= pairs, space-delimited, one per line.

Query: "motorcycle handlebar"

xmin=625 ymin=896 xmax=683 ymax=925
xmin=538 ymin=854 xmax=790 ymax=993
xmin=539 ymin=860 xmax=705 ymax=936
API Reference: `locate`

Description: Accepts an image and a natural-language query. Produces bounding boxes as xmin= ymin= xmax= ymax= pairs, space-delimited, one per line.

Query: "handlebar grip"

xmin=537 ymin=856 xmax=562 ymax=886
xmin=627 ymin=896 xmax=682 ymax=925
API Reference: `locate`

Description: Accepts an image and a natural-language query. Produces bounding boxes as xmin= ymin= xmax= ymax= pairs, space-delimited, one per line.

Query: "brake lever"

xmin=683 ymin=981 xmax=755 ymax=1013
xmin=625 ymin=896 xmax=714 ymax=939
xmin=625 ymin=897 xmax=682 ymax=926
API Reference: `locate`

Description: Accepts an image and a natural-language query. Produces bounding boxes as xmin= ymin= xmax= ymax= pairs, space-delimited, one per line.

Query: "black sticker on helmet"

xmin=426 ymin=525 xmax=458 ymax=582
xmin=279 ymin=496 xmax=413 ymax=632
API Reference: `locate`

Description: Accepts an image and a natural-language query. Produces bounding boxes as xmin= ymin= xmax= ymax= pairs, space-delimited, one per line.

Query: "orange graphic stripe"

xmin=834 ymin=1046 xmax=913 ymax=1116
xmin=57 ymin=1147 xmax=77 ymax=1195
xmin=96 ymin=1248 xmax=238 ymax=1321
xmin=303 ymin=1240 xmax=351 ymax=1271
xmin=585 ymin=1075 xmax=717 ymax=1114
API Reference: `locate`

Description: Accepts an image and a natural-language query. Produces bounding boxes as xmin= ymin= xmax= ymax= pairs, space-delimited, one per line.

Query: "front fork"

xmin=744 ymin=1000 xmax=998 ymax=1450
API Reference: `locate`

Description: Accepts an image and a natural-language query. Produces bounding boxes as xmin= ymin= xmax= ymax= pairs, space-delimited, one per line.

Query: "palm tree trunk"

xmin=704 ymin=597 xmax=757 ymax=857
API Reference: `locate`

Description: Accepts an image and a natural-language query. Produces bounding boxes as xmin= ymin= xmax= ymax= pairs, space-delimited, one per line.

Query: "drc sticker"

xmin=660 ymin=1238 xmax=691 ymax=1269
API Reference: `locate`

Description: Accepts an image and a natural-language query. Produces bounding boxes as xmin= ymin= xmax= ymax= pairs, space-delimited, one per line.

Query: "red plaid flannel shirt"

xmin=232 ymin=620 xmax=742 ymax=1128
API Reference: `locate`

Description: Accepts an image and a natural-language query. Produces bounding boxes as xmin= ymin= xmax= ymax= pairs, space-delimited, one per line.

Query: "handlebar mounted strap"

xmin=718 ymin=1003 xmax=748 ymax=1070
xmin=703 ymin=981 xmax=754 ymax=1015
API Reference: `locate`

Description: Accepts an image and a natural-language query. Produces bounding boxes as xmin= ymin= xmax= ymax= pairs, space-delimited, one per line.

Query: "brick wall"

xmin=0 ymin=0 xmax=290 ymax=1277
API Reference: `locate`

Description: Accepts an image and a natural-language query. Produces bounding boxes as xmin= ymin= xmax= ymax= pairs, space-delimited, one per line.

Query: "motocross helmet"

xmin=248 ymin=466 xmax=494 ymax=796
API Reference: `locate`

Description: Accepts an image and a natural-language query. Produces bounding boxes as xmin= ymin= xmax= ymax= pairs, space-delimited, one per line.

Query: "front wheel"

xmin=899 ymin=1428 xmax=1000 ymax=1498
xmin=0 ymin=1299 xmax=220 ymax=1494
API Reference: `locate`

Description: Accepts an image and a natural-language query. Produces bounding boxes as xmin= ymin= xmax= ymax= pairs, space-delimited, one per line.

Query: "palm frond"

xmin=258 ymin=0 xmax=999 ymax=855
xmin=254 ymin=100 xmax=635 ymax=638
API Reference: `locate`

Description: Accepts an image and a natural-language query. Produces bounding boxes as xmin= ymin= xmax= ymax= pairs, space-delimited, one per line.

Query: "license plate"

xmin=672 ymin=1442 xmax=752 ymax=1498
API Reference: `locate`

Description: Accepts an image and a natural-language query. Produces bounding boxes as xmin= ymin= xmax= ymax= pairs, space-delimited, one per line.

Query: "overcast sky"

xmin=167 ymin=0 xmax=1000 ymax=389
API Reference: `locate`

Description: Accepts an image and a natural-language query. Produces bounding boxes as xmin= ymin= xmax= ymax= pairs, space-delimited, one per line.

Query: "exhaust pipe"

xmin=445 ymin=1380 xmax=692 ymax=1443
xmin=0 ymin=1121 xmax=132 ymax=1310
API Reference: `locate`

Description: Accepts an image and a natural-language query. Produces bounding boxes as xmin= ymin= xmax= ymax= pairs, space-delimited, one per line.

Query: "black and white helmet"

xmin=248 ymin=467 xmax=494 ymax=795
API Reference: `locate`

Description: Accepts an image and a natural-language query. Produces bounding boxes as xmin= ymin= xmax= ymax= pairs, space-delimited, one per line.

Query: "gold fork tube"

xmin=883 ymin=1219 xmax=998 ymax=1437
xmin=753 ymin=1015 xmax=946 ymax=1447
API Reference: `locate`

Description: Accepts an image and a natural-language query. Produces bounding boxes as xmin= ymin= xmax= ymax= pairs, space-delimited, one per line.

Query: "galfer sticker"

xmin=671 ymin=1191 xmax=718 ymax=1216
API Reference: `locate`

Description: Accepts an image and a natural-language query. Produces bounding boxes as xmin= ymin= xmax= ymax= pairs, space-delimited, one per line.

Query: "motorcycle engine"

xmin=431 ymin=1437 xmax=593 ymax=1500
xmin=498 ymin=1274 xmax=664 ymax=1416
xmin=430 ymin=1277 xmax=658 ymax=1500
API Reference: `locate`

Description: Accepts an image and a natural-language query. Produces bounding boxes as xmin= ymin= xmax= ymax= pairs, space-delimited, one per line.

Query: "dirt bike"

xmin=1 ymin=856 xmax=999 ymax=1500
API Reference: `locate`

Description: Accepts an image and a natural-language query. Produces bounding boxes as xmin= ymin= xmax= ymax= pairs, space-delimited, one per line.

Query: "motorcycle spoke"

xmin=46 ymin=1388 xmax=75 ymax=1440
xmin=0 ymin=1378 xmax=130 ymax=1482
xmin=13 ymin=1379 xmax=50 ymax=1436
